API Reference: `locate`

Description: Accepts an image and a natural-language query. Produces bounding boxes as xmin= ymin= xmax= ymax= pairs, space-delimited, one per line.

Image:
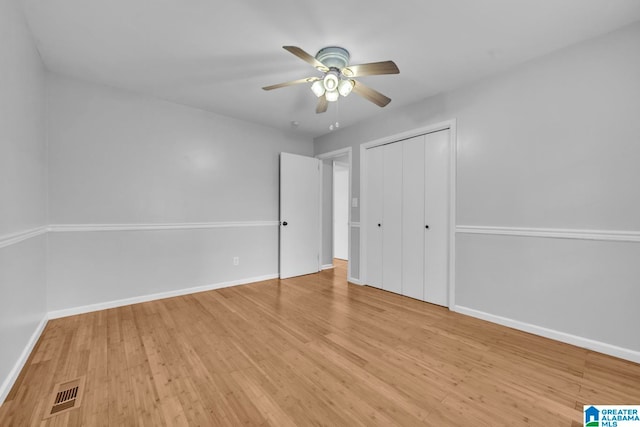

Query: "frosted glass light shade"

xmin=325 ymin=90 xmax=339 ymax=102
xmin=311 ymin=80 xmax=325 ymax=97
xmin=323 ymin=73 xmax=339 ymax=92
xmin=338 ymin=79 xmax=354 ymax=97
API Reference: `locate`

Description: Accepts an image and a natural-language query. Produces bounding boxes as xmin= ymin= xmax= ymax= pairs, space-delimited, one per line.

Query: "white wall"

xmin=320 ymin=159 xmax=333 ymax=267
xmin=47 ymin=226 xmax=278 ymax=313
xmin=314 ymin=23 xmax=640 ymax=358
xmin=333 ymin=162 xmax=349 ymax=260
xmin=320 ymin=155 xmax=350 ymax=268
xmin=0 ymin=0 xmax=47 ymax=401
xmin=46 ymin=73 xmax=313 ymax=312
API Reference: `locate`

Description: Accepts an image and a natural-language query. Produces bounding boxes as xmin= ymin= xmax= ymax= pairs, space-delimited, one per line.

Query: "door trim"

xmin=360 ymin=119 xmax=457 ymax=308
xmin=316 ymin=147 xmax=353 ymax=282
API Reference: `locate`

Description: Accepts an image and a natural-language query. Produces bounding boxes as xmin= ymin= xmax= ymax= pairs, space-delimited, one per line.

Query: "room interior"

xmin=2 ymin=0 xmax=640 ymax=424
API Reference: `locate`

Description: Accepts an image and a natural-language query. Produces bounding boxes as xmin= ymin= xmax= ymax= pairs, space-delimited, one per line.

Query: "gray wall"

xmin=314 ymin=23 xmax=640 ymax=355
xmin=0 ymin=0 xmax=47 ymax=400
xmin=46 ymin=73 xmax=313 ymax=312
xmin=333 ymin=161 xmax=349 ymax=260
xmin=321 ymin=159 xmax=333 ymax=267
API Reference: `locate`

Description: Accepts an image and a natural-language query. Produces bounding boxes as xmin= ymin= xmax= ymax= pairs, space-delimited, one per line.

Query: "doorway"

xmin=333 ymin=160 xmax=349 ymax=261
xmin=316 ymin=147 xmax=352 ymax=280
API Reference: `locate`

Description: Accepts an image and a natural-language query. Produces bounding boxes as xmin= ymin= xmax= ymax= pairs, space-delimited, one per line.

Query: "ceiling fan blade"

xmin=342 ymin=61 xmax=399 ymax=78
xmin=262 ymin=76 xmax=320 ymax=91
xmin=283 ymin=46 xmax=329 ymax=72
xmin=316 ymin=95 xmax=328 ymax=114
xmin=352 ymin=80 xmax=392 ymax=107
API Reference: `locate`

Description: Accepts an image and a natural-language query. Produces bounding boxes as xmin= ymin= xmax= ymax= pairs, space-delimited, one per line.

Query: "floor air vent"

xmin=44 ymin=376 xmax=85 ymax=419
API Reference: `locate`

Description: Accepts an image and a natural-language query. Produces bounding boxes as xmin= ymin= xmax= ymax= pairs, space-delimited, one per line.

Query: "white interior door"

xmin=402 ymin=135 xmax=426 ymax=300
xmin=363 ymin=128 xmax=452 ymax=306
xmin=280 ymin=152 xmax=320 ymax=279
xmin=424 ymin=130 xmax=450 ymax=306
xmin=365 ymin=146 xmax=384 ymax=288
xmin=382 ymin=142 xmax=403 ymax=294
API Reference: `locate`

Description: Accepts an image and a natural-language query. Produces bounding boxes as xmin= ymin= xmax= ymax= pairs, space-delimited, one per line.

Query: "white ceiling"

xmin=20 ymin=0 xmax=640 ymax=138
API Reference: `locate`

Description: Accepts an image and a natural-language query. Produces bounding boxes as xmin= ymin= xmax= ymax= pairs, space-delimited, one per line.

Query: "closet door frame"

xmin=360 ymin=119 xmax=457 ymax=308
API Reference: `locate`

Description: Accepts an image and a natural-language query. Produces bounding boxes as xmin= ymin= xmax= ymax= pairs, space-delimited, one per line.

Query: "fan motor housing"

xmin=315 ymin=46 xmax=350 ymax=70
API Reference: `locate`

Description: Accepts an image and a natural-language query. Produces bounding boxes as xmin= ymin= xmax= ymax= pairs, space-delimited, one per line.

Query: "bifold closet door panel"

xmin=401 ymin=136 xmax=426 ymax=300
xmin=365 ymin=145 xmax=384 ymax=289
xmin=382 ymin=142 xmax=403 ymax=294
xmin=424 ymin=129 xmax=450 ymax=306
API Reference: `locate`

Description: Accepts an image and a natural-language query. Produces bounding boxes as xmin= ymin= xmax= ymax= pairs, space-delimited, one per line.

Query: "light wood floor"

xmin=2 ymin=259 xmax=639 ymax=426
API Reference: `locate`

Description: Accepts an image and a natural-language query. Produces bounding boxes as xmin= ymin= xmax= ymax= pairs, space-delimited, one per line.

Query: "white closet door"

xmin=382 ymin=142 xmax=403 ymax=294
xmin=424 ymin=130 xmax=450 ymax=306
xmin=365 ymin=146 xmax=384 ymax=288
xmin=401 ymin=135 xmax=425 ymax=300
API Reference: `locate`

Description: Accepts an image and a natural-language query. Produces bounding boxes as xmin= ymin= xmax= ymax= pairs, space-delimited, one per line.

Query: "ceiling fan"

xmin=262 ymin=46 xmax=399 ymax=114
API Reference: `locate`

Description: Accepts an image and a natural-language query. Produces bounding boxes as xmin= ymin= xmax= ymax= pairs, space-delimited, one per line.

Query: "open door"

xmin=280 ymin=153 xmax=320 ymax=279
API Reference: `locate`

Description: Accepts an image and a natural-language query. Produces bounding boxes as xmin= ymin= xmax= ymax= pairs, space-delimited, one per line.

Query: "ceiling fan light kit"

xmin=325 ymin=89 xmax=340 ymax=102
xmin=263 ymin=45 xmax=399 ymax=113
xmin=310 ymin=80 xmax=325 ymax=97
xmin=338 ymin=79 xmax=355 ymax=97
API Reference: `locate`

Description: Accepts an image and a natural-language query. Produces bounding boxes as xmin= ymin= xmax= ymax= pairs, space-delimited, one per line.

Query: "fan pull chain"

xmin=329 ymin=99 xmax=340 ymax=131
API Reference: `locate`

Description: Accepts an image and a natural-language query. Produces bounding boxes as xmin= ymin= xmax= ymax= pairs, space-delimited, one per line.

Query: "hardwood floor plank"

xmin=1 ymin=259 xmax=639 ymax=426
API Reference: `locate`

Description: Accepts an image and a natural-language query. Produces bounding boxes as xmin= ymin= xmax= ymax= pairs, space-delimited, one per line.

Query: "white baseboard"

xmin=0 ymin=315 xmax=48 ymax=404
xmin=348 ymin=277 xmax=362 ymax=285
xmin=452 ymin=305 xmax=640 ymax=364
xmin=3 ymin=274 xmax=280 ymax=403
xmin=48 ymin=273 xmax=279 ymax=319
xmin=321 ymin=264 xmax=334 ymax=271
